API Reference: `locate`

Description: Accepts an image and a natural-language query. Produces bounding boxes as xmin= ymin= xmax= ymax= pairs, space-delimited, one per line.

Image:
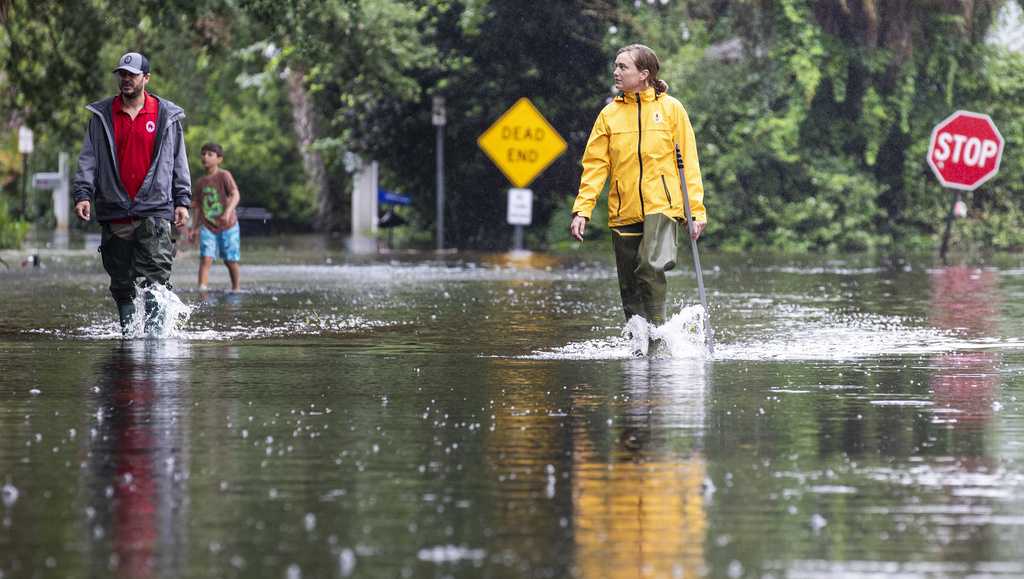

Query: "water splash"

xmin=53 ymin=284 xmax=195 ymax=340
xmin=650 ymin=305 xmax=710 ymax=359
xmin=123 ymin=284 xmax=194 ymax=340
xmin=525 ymin=305 xmax=709 ymax=360
xmin=32 ymin=309 xmax=394 ymax=341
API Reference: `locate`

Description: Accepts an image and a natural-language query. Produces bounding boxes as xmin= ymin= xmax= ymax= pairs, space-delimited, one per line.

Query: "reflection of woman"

xmin=570 ymin=44 xmax=706 ymax=325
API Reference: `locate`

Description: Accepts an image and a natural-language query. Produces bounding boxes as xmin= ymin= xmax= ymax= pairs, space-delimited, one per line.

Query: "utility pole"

xmin=432 ymin=96 xmax=446 ymax=250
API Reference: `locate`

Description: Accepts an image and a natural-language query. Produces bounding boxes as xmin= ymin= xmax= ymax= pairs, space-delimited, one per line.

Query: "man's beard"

xmin=120 ymin=85 xmax=141 ymax=100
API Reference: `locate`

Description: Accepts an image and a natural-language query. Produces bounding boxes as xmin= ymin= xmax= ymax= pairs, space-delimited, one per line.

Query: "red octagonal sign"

xmin=927 ymin=110 xmax=1004 ymax=191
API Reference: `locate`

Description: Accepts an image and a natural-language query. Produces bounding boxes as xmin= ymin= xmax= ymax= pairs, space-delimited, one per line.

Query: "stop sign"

xmin=927 ymin=110 xmax=1004 ymax=191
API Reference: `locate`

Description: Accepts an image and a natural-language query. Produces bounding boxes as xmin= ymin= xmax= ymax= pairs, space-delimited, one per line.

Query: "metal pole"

xmin=436 ymin=124 xmax=445 ymax=251
xmin=21 ymin=154 xmax=28 ymax=218
xmin=512 ymin=225 xmax=524 ymax=251
xmin=939 ymin=189 xmax=958 ymax=263
xmin=675 ymin=144 xmax=714 ymax=353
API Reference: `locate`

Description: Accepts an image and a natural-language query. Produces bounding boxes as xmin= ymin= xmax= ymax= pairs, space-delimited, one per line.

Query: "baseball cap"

xmin=113 ymin=52 xmax=150 ymax=75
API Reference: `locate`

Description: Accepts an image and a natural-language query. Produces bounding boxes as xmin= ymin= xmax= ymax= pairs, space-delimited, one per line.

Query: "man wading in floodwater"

xmin=73 ymin=52 xmax=191 ymax=335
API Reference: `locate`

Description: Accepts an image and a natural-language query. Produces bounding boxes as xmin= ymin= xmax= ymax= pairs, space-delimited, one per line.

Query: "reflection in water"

xmin=572 ymin=360 xmax=708 ymax=578
xmin=87 ymin=341 xmax=191 ymax=579
xmin=8 ymin=252 xmax=1024 ymax=577
xmin=479 ymin=251 xmax=565 ymax=271
xmin=929 ymin=267 xmax=1001 ymax=429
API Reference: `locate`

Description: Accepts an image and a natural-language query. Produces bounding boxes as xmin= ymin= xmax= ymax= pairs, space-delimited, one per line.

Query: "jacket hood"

xmin=617 ymin=87 xmax=662 ymax=104
xmin=86 ymin=93 xmax=185 ymax=121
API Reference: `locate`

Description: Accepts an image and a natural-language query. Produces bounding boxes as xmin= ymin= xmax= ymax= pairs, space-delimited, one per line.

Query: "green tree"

xmin=611 ymin=0 xmax=1022 ymax=252
xmin=238 ymin=0 xmax=439 ymax=231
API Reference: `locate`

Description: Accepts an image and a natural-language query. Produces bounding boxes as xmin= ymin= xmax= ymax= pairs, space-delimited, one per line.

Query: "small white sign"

xmin=32 ymin=172 xmax=62 ymax=190
xmin=432 ymin=96 xmax=446 ymax=127
xmin=18 ymin=126 xmax=33 ymax=154
xmin=507 ymin=188 xmax=533 ymax=226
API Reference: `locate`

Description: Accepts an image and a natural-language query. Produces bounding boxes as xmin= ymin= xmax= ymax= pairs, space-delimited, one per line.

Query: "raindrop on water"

xmin=2 ymin=483 xmax=19 ymax=507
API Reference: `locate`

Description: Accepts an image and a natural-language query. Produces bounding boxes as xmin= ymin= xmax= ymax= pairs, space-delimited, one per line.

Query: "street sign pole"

xmin=926 ymin=110 xmax=1004 ymax=261
xmin=433 ymin=96 xmax=446 ymax=251
xmin=512 ymin=226 xmax=524 ymax=251
xmin=21 ymin=154 xmax=28 ymax=218
xmin=18 ymin=126 xmax=33 ymax=219
xmin=939 ymin=190 xmax=960 ymax=261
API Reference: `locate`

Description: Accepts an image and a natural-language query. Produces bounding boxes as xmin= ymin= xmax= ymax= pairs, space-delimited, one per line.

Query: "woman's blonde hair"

xmin=617 ymin=44 xmax=668 ymax=94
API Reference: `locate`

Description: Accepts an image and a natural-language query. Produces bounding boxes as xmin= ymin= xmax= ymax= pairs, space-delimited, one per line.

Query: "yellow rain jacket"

xmin=572 ymin=87 xmax=706 ymax=227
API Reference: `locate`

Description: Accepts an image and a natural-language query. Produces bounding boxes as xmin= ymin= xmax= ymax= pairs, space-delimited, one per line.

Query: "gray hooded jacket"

xmin=73 ymin=94 xmax=191 ymax=223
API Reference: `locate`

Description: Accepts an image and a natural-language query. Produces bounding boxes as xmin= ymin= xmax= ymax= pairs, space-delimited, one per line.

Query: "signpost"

xmin=477 ymin=98 xmax=566 ymax=249
xmin=18 ymin=126 xmax=33 ymax=218
xmin=927 ymin=110 xmax=1005 ymax=259
xmin=506 ymin=188 xmax=533 ymax=250
xmin=30 ymin=152 xmax=70 ymax=236
xmin=432 ymin=95 xmax=446 ymax=251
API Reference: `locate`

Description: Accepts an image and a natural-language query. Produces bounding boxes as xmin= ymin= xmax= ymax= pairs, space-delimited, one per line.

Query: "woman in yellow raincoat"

xmin=570 ymin=44 xmax=706 ymax=326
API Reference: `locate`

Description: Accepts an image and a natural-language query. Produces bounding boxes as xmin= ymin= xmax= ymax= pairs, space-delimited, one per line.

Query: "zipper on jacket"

xmin=613 ymin=180 xmax=622 ymax=219
xmin=91 ymin=103 xmax=130 ymax=204
xmin=636 ymin=93 xmax=646 ymax=217
xmin=661 ymin=175 xmax=674 ymax=208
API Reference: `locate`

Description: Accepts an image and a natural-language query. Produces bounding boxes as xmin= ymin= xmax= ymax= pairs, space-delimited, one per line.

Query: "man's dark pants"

xmin=100 ymin=216 xmax=175 ymax=329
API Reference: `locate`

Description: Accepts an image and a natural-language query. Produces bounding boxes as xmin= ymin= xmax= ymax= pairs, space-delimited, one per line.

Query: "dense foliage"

xmin=2 ymin=0 xmax=1022 ymax=251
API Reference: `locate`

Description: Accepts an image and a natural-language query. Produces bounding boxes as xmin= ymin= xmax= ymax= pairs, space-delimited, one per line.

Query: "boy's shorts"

xmin=199 ymin=224 xmax=241 ymax=262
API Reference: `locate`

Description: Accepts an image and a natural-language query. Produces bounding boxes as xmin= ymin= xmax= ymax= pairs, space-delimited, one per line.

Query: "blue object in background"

xmin=379 ymin=189 xmax=412 ymax=206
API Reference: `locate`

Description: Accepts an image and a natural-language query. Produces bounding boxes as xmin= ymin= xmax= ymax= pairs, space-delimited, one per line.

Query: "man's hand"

xmin=174 ymin=206 xmax=189 ymax=229
xmin=570 ymin=214 xmax=588 ymax=242
xmin=74 ymin=200 xmax=91 ymax=222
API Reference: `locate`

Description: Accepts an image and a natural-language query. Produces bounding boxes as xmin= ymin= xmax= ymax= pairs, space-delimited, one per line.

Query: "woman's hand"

xmin=570 ymin=214 xmax=588 ymax=241
xmin=689 ymin=221 xmax=706 ymax=241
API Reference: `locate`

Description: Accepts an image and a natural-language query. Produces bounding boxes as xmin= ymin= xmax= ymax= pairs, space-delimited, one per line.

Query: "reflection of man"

xmin=929 ymin=266 xmax=1000 ymax=426
xmin=88 ymin=343 xmax=189 ymax=579
xmin=73 ymin=51 xmax=191 ymax=334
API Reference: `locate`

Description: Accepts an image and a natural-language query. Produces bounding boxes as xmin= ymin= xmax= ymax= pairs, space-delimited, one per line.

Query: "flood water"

xmin=3 ymin=238 xmax=1024 ymax=578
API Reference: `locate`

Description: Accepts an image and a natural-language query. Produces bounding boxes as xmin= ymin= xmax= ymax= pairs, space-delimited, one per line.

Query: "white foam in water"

xmin=131 ymin=284 xmax=194 ymax=339
xmin=523 ymin=300 xmax=1024 ymax=361
xmin=525 ymin=305 xmax=710 ymax=360
xmin=63 ymin=283 xmax=195 ymax=340
xmin=713 ymin=310 xmax=1002 ymax=361
xmin=183 ymin=314 xmax=393 ymax=341
xmin=32 ymin=286 xmax=394 ymax=341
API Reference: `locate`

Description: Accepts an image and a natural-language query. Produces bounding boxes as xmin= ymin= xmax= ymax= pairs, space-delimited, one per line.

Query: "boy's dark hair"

xmin=201 ymin=142 xmax=224 ymax=157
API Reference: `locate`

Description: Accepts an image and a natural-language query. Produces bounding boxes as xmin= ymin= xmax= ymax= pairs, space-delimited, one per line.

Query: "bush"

xmin=0 ymin=197 xmax=29 ymax=249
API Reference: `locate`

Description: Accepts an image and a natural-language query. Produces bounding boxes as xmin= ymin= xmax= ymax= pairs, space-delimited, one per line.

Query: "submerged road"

xmin=2 ymin=244 xmax=1024 ymax=578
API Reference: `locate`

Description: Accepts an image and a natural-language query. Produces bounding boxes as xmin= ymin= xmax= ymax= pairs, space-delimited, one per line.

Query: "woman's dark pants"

xmin=612 ymin=213 xmax=679 ymax=325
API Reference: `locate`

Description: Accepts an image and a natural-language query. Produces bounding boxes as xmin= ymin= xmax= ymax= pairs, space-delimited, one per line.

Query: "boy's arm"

xmin=221 ymin=172 xmax=240 ymax=226
xmin=225 ymin=172 xmax=240 ymax=213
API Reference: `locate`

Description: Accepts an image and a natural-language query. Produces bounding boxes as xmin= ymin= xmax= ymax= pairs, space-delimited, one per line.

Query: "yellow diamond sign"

xmin=477 ymin=98 xmax=567 ymax=188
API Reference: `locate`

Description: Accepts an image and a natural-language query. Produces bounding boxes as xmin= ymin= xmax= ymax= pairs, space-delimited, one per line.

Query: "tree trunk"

xmin=285 ymin=64 xmax=336 ymax=231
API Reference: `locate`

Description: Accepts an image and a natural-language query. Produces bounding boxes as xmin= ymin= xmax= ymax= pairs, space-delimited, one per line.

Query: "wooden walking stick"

xmin=675 ymin=144 xmax=715 ymax=353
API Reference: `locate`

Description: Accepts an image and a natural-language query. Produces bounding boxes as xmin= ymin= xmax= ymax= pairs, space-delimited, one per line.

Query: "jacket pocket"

xmin=661 ymin=175 xmax=675 ymax=208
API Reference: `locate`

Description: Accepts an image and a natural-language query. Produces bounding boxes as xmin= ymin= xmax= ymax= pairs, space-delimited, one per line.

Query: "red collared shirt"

xmin=112 ymin=92 xmax=159 ymax=200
